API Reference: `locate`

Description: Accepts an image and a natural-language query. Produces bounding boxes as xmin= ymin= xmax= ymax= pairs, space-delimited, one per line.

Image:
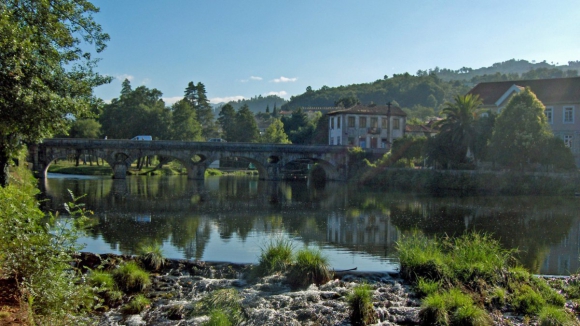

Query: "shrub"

xmin=138 ymin=244 xmax=165 ymax=271
xmin=347 ymin=283 xmax=377 ymax=325
xmin=287 ymin=247 xmax=332 ymax=289
xmin=255 ymin=238 xmax=294 ymax=276
xmin=113 ymin=261 xmax=151 ymax=293
xmin=122 ymin=294 xmax=150 ymax=314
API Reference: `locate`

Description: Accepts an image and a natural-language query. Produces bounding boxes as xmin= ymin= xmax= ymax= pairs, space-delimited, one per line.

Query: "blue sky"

xmin=91 ymin=0 xmax=580 ymax=105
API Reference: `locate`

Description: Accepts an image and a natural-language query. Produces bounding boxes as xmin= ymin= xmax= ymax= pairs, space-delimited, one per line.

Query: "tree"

xmin=234 ymin=104 xmax=260 ymax=142
xmin=217 ymin=104 xmax=237 ymax=141
xmin=261 ymin=119 xmax=291 ymax=144
xmin=435 ymin=94 xmax=482 ymax=163
xmin=195 ymin=82 xmax=218 ymax=139
xmin=69 ymin=119 xmax=101 ymax=139
xmin=489 ymin=88 xmax=554 ymax=170
xmin=171 ymin=99 xmax=202 ymax=141
xmin=0 ymin=0 xmax=111 ymax=186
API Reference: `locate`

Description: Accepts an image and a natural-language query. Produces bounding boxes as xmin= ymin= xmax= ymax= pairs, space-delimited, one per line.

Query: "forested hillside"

xmin=282 ymin=59 xmax=580 ymax=121
xmin=220 ymin=94 xmax=287 ymax=114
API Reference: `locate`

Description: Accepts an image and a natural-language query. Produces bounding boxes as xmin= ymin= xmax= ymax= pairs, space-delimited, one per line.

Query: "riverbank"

xmin=358 ymin=167 xmax=580 ymax=196
xmin=70 ymin=252 xmax=577 ymax=326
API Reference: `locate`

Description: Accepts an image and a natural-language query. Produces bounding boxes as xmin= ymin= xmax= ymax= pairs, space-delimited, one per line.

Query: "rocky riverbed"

xmin=77 ymin=253 xmax=572 ymax=326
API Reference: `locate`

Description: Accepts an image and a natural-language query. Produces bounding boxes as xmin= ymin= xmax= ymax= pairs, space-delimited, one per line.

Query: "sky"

xmin=90 ymin=0 xmax=580 ymax=105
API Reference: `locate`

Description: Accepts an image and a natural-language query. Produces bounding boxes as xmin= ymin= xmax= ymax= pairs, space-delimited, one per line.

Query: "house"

xmin=327 ymin=104 xmax=407 ymax=150
xmin=404 ymin=124 xmax=438 ymax=138
xmin=467 ymin=77 xmax=580 ymax=164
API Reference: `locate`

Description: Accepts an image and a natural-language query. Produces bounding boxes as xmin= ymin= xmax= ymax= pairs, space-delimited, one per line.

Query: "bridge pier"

xmin=112 ymin=163 xmax=128 ymax=179
xmin=188 ymin=165 xmax=206 ymax=180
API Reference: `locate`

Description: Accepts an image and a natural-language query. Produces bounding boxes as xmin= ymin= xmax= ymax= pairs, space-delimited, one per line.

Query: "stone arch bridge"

xmin=29 ymin=139 xmax=352 ymax=181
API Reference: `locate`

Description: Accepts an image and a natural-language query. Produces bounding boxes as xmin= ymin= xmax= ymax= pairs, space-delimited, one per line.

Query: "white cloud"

xmin=141 ymin=78 xmax=151 ymax=85
xmin=266 ymin=91 xmax=288 ymax=98
xmin=271 ymin=76 xmax=297 ymax=83
xmin=241 ymin=76 xmax=263 ymax=83
xmin=115 ymin=74 xmax=134 ymax=82
xmin=210 ymin=96 xmax=245 ymax=104
xmin=162 ymin=96 xmax=183 ymax=105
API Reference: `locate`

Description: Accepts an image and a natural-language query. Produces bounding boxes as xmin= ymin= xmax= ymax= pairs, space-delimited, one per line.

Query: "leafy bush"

xmin=347 ymin=283 xmax=376 ymax=325
xmin=113 ymin=261 xmax=151 ymax=293
xmin=0 ymin=171 xmax=96 ymax=323
xmin=287 ymin=247 xmax=332 ymax=289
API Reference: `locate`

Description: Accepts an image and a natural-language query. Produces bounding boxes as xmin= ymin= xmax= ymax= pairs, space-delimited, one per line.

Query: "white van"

xmin=131 ymin=135 xmax=152 ymax=141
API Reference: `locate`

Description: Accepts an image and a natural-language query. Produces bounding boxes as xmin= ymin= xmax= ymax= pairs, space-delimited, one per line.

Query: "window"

xmin=337 ymin=136 xmax=341 ymax=145
xmin=330 ymin=118 xmax=334 ymax=129
xmin=359 ymin=117 xmax=367 ymax=128
xmin=348 ymin=137 xmax=355 ymax=145
xmin=564 ymin=107 xmax=574 ymax=123
xmin=348 ymin=116 xmax=355 ymax=127
xmin=565 ymin=135 xmax=573 ymax=148
xmin=381 ymin=118 xmax=388 ymax=128
xmin=330 ymin=137 xmax=334 ymax=145
xmin=337 ymin=116 xmax=341 ymax=128
xmin=545 ymin=107 xmax=553 ymax=123
xmin=393 ymin=118 xmax=400 ymax=129
xmin=370 ymin=117 xmax=378 ymax=128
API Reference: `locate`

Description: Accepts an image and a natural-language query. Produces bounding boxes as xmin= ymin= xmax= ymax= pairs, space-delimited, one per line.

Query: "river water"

xmin=39 ymin=173 xmax=580 ymax=275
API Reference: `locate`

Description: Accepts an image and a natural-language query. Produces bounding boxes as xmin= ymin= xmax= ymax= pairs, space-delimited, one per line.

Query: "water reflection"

xmin=40 ymin=175 xmax=580 ymax=275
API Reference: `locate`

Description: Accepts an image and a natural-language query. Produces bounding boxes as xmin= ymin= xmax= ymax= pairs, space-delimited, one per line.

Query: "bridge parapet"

xmin=30 ymin=138 xmax=351 ymax=181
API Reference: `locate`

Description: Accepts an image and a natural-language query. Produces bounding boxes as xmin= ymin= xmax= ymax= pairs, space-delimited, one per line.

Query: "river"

xmin=39 ymin=173 xmax=580 ymax=275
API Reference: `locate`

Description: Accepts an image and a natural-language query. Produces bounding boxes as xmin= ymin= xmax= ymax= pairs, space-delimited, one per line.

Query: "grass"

xmin=347 ymin=283 xmax=376 ymax=326
xmin=287 ymin=247 xmax=332 ymax=289
xmin=48 ymin=160 xmax=112 ymax=175
xmin=192 ymin=289 xmax=244 ymax=325
xmin=397 ymin=231 xmax=566 ymax=325
xmin=122 ymin=294 xmax=150 ymax=314
xmin=254 ymin=238 xmax=294 ymax=276
xmin=87 ymin=270 xmax=123 ymax=308
xmin=538 ymin=305 xmax=578 ymax=326
xmin=137 ymin=244 xmax=165 ymax=271
xmin=112 ymin=261 xmax=151 ymax=293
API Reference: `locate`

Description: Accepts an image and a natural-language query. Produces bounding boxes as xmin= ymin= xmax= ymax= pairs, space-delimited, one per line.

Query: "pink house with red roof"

xmin=467 ymin=77 xmax=580 ymax=165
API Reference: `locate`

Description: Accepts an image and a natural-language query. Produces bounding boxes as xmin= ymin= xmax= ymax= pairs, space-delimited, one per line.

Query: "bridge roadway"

xmin=29 ymin=138 xmax=351 ymax=181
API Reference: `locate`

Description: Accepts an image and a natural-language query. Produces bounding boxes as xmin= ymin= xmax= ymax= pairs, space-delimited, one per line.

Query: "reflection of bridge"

xmin=29 ymin=139 xmax=351 ymax=181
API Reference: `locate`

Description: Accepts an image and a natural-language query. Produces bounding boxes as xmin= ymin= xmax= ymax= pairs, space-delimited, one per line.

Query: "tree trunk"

xmin=0 ymin=150 xmax=10 ymax=187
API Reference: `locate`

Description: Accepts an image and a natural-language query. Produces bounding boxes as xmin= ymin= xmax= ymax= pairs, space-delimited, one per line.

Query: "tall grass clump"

xmin=192 ymin=288 xmax=244 ymax=325
xmin=538 ymin=305 xmax=578 ymax=326
xmin=287 ymin=247 xmax=332 ymax=289
xmin=419 ymin=288 xmax=492 ymax=326
xmin=87 ymin=270 xmax=123 ymax=308
xmin=396 ymin=231 xmax=448 ymax=282
xmin=254 ymin=238 xmax=294 ymax=276
xmin=122 ymin=294 xmax=150 ymax=314
xmin=138 ymin=243 xmax=166 ymax=271
xmin=347 ymin=283 xmax=377 ymax=325
xmin=0 ymin=164 xmax=97 ymax=324
xmin=113 ymin=261 xmax=151 ymax=293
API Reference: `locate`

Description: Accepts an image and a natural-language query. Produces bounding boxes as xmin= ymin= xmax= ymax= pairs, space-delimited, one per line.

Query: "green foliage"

xmin=227 ymin=94 xmax=287 ymax=114
xmin=218 ymin=104 xmax=237 ymax=141
xmin=171 ymin=99 xmax=203 ymax=141
xmin=287 ymin=247 xmax=332 ymax=289
xmin=122 ymin=294 xmax=150 ymax=314
xmin=112 ymin=261 xmax=151 ymax=293
xmin=0 ymin=169 xmax=97 ymax=321
xmin=204 ymin=309 xmax=233 ymax=326
xmin=538 ymin=305 xmax=579 ymax=326
xmin=255 ymin=238 xmax=294 ymax=276
xmin=382 ymin=135 xmax=426 ymax=166
xmin=137 ymin=243 xmax=166 ymax=271
xmin=415 ymin=278 xmax=441 ymax=298
xmin=490 ymin=88 xmax=553 ymax=170
xmin=512 ymin=285 xmax=547 ymax=315
xmin=261 ymin=119 xmax=291 ymax=144
xmin=68 ymin=118 xmax=102 ymax=139
xmin=233 ymin=104 xmax=260 ymax=142
xmin=347 ymin=283 xmax=377 ymax=325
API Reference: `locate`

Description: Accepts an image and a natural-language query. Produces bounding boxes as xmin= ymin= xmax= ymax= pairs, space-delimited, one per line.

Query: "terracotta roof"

xmin=467 ymin=77 xmax=580 ymax=106
xmin=405 ymin=124 xmax=436 ymax=133
xmin=327 ymin=104 xmax=407 ymax=117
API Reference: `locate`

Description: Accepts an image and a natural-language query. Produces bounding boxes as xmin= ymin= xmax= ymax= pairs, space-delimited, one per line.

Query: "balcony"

xmin=367 ymin=127 xmax=381 ymax=134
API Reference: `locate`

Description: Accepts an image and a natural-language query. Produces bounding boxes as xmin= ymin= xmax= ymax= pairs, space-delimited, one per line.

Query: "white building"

xmin=327 ymin=104 xmax=407 ymax=149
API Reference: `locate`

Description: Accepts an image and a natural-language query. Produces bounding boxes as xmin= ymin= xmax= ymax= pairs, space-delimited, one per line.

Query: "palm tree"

xmin=436 ymin=94 xmax=483 ymax=164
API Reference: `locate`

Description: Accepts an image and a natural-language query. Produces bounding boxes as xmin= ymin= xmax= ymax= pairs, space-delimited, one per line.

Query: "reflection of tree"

xmin=217 ymin=215 xmax=255 ymax=241
xmin=168 ymin=215 xmax=211 ymax=260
